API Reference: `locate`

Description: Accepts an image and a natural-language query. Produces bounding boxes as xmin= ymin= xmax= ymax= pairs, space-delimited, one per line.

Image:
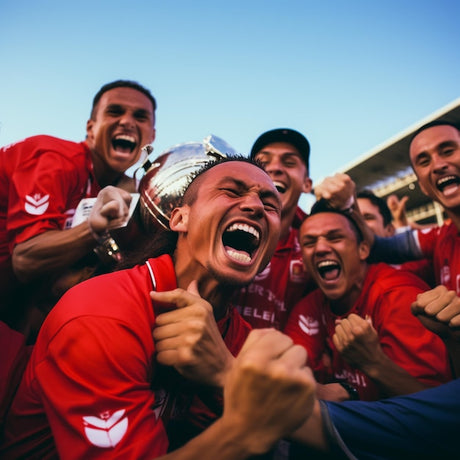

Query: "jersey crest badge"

xmin=83 ymin=409 xmax=128 ymax=448
xmin=24 ymin=193 xmax=49 ymax=215
xmin=298 ymin=315 xmax=320 ymax=335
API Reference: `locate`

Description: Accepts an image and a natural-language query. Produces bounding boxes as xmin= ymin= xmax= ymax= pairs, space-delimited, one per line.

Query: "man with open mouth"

xmin=0 ymin=79 xmax=156 ymax=340
xmin=233 ymin=128 xmax=317 ymax=331
xmin=284 ymin=199 xmax=452 ymax=402
xmin=368 ymin=120 xmax=460 ymax=297
xmin=1 ymin=157 xmax=317 ymax=459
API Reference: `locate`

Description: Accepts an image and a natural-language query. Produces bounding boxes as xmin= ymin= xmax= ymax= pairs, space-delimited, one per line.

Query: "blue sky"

xmin=1 ymin=0 xmax=459 ymax=189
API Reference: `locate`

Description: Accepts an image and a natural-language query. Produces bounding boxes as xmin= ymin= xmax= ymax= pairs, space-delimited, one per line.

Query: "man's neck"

xmin=328 ymin=264 xmax=368 ymax=316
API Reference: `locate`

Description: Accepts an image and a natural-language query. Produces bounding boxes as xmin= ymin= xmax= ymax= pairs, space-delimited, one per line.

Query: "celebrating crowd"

xmin=0 ymin=80 xmax=459 ymax=459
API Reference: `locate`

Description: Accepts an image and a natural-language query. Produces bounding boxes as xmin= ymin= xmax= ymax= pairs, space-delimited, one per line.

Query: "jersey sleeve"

xmin=8 ymin=148 xmax=83 ymax=248
xmin=369 ymin=230 xmax=424 ymax=264
xmin=35 ymin=316 xmax=168 ymax=460
xmin=323 ymin=379 xmax=460 ymax=459
xmin=373 ymin=279 xmax=451 ymax=386
xmin=283 ymin=292 xmax=326 ymax=370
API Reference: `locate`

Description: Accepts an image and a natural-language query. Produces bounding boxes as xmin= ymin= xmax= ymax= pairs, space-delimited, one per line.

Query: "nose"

xmin=240 ymin=193 xmax=264 ymax=217
xmin=119 ymin=111 xmax=136 ymax=129
xmin=431 ymin=153 xmax=449 ymax=172
xmin=313 ymin=236 xmax=332 ymax=255
xmin=264 ymin=157 xmax=283 ymax=176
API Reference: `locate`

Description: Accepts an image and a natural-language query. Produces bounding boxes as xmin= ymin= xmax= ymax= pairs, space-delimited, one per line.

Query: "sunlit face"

xmin=86 ymin=87 xmax=156 ymax=176
xmin=254 ymin=142 xmax=312 ymax=218
xmin=357 ymin=197 xmax=393 ymax=237
xmin=410 ymin=125 xmax=460 ymax=211
xmin=171 ymin=161 xmax=281 ymax=286
xmin=300 ymin=212 xmax=369 ymax=304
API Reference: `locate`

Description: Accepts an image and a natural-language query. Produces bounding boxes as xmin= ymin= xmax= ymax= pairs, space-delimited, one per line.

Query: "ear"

xmin=302 ymin=176 xmax=313 ymax=194
xmin=358 ymin=240 xmax=370 ymax=261
xmin=86 ymin=119 xmax=94 ymax=142
xmin=169 ymin=206 xmax=189 ymax=232
xmin=148 ymin=128 xmax=156 ymax=145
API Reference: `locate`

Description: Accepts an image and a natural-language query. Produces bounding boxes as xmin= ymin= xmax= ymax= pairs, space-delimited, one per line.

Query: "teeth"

xmin=114 ymin=134 xmax=136 ymax=143
xmin=226 ymin=249 xmax=251 ymax=263
xmin=227 ymin=223 xmax=260 ymax=241
xmin=437 ymin=176 xmax=457 ymax=186
xmin=317 ymin=260 xmax=337 ymax=269
xmin=273 ymin=181 xmax=286 ymax=193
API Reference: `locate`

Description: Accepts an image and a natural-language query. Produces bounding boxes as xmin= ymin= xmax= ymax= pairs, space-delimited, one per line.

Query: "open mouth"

xmin=112 ymin=134 xmax=137 ymax=154
xmin=273 ymin=181 xmax=286 ymax=194
xmin=437 ymin=175 xmax=460 ymax=194
xmin=222 ymin=223 xmax=260 ymax=264
xmin=316 ymin=260 xmax=341 ymax=281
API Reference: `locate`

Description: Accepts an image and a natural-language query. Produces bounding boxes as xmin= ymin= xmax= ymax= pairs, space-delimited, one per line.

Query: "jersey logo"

xmin=298 ymin=315 xmax=319 ymax=335
xmin=83 ymin=409 xmax=128 ymax=448
xmin=290 ymin=259 xmax=306 ymax=282
xmin=24 ymin=193 xmax=49 ymax=215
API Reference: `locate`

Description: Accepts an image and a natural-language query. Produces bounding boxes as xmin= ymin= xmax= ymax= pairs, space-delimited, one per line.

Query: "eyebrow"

xmin=220 ymin=176 xmax=281 ymax=202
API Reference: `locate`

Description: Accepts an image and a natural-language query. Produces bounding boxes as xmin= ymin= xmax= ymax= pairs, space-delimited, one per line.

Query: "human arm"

xmin=12 ymin=185 xmax=132 ymax=282
xmin=333 ymin=314 xmax=427 ymax=397
xmin=158 ymin=328 xmax=317 ymax=459
xmin=411 ymin=285 xmax=460 ymax=378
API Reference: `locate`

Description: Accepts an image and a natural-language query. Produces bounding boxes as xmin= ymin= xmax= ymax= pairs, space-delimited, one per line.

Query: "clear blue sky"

xmin=1 ymin=0 xmax=459 ymax=188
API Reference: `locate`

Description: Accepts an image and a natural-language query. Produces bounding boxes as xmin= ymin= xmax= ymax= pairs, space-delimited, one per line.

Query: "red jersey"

xmin=0 ymin=135 xmax=99 ymax=296
xmin=415 ymin=220 xmax=460 ymax=294
xmin=233 ymin=225 xmax=315 ymax=330
xmin=284 ymin=263 xmax=451 ymax=401
xmin=1 ymin=254 xmax=250 ymax=459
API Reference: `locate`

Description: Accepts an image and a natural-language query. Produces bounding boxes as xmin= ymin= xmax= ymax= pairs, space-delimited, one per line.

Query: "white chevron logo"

xmin=24 ymin=194 xmax=49 ymax=215
xmin=298 ymin=315 xmax=320 ymax=336
xmin=83 ymin=409 xmax=128 ymax=448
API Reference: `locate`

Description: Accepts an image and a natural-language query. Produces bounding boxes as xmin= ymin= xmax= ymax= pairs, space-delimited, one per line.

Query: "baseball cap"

xmin=250 ymin=128 xmax=310 ymax=170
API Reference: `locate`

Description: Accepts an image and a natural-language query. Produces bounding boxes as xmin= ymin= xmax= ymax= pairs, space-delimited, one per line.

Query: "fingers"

xmin=314 ymin=173 xmax=355 ymax=208
xmin=412 ymin=286 xmax=460 ymax=328
xmin=89 ymin=186 xmax=132 ymax=235
xmin=238 ymin=329 xmax=297 ymax=362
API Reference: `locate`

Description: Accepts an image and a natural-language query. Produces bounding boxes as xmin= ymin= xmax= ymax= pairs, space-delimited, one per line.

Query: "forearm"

xmin=12 ymin=222 xmax=97 ymax=282
xmin=156 ymin=418 xmax=257 ymax=460
xmin=361 ymin=352 xmax=428 ymax=397
xmin=290 ymin=399 xmax=328 ymax=451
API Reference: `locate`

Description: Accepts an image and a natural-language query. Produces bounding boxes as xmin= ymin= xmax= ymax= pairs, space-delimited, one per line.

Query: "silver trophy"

xmin=137 ymin=135 xmax=238 ymax=231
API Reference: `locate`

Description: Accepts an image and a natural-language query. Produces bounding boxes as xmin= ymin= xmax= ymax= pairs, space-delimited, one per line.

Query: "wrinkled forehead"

xmin=410 ymin=125 xmax=460 ymax=157
xmin=301 ymin=211 xmax=353 ymax=235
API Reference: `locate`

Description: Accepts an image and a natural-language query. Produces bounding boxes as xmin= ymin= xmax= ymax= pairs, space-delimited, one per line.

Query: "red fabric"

xmin=234 ymin=223 xmax=316 ymax=330
xmin=416 ymin=220 xmax=460 ymax=294
xmin=284 ymin=263 xmax=452 ymax=401
xmin=0 ymin=135 xmax=99 ymax=281
xmin=1 ymin=254 xmax=250 ymax=459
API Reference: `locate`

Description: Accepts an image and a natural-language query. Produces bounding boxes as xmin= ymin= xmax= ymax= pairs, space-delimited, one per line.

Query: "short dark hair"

xmin=182 ymin=155 xmax=266 ymax=206
xmin=90 ymin=80 xmax=157 ymax=119
xmin=357 ymin=189 xmax=392 ymax=227
xmin=308 ymin=199 xmax=363 ymax=243
xmin=409 ymin=120 xmax=460 ymax=147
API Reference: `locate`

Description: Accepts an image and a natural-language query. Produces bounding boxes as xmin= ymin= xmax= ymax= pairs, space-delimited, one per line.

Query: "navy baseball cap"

xmin=250 ymin=128 xmax=310 ymax=170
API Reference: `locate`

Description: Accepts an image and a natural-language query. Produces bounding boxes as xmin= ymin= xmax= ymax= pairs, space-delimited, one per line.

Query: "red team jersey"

xmin=234 ymin=225 xmax=316 ymax=330
xmin=0 ymin=135 xmax=100 ymax=296
xmin=0 ymin=255 xmax=251 ymax=459
xmin=284 ymin=263 xmax=452 ymax=401
xmin=415 ymin=220 xmax=460 ymax=294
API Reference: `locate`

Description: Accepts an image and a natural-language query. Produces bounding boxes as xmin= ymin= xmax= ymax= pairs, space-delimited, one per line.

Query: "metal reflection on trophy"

xmin=137 ymin=135 xmax=238 ymax=231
